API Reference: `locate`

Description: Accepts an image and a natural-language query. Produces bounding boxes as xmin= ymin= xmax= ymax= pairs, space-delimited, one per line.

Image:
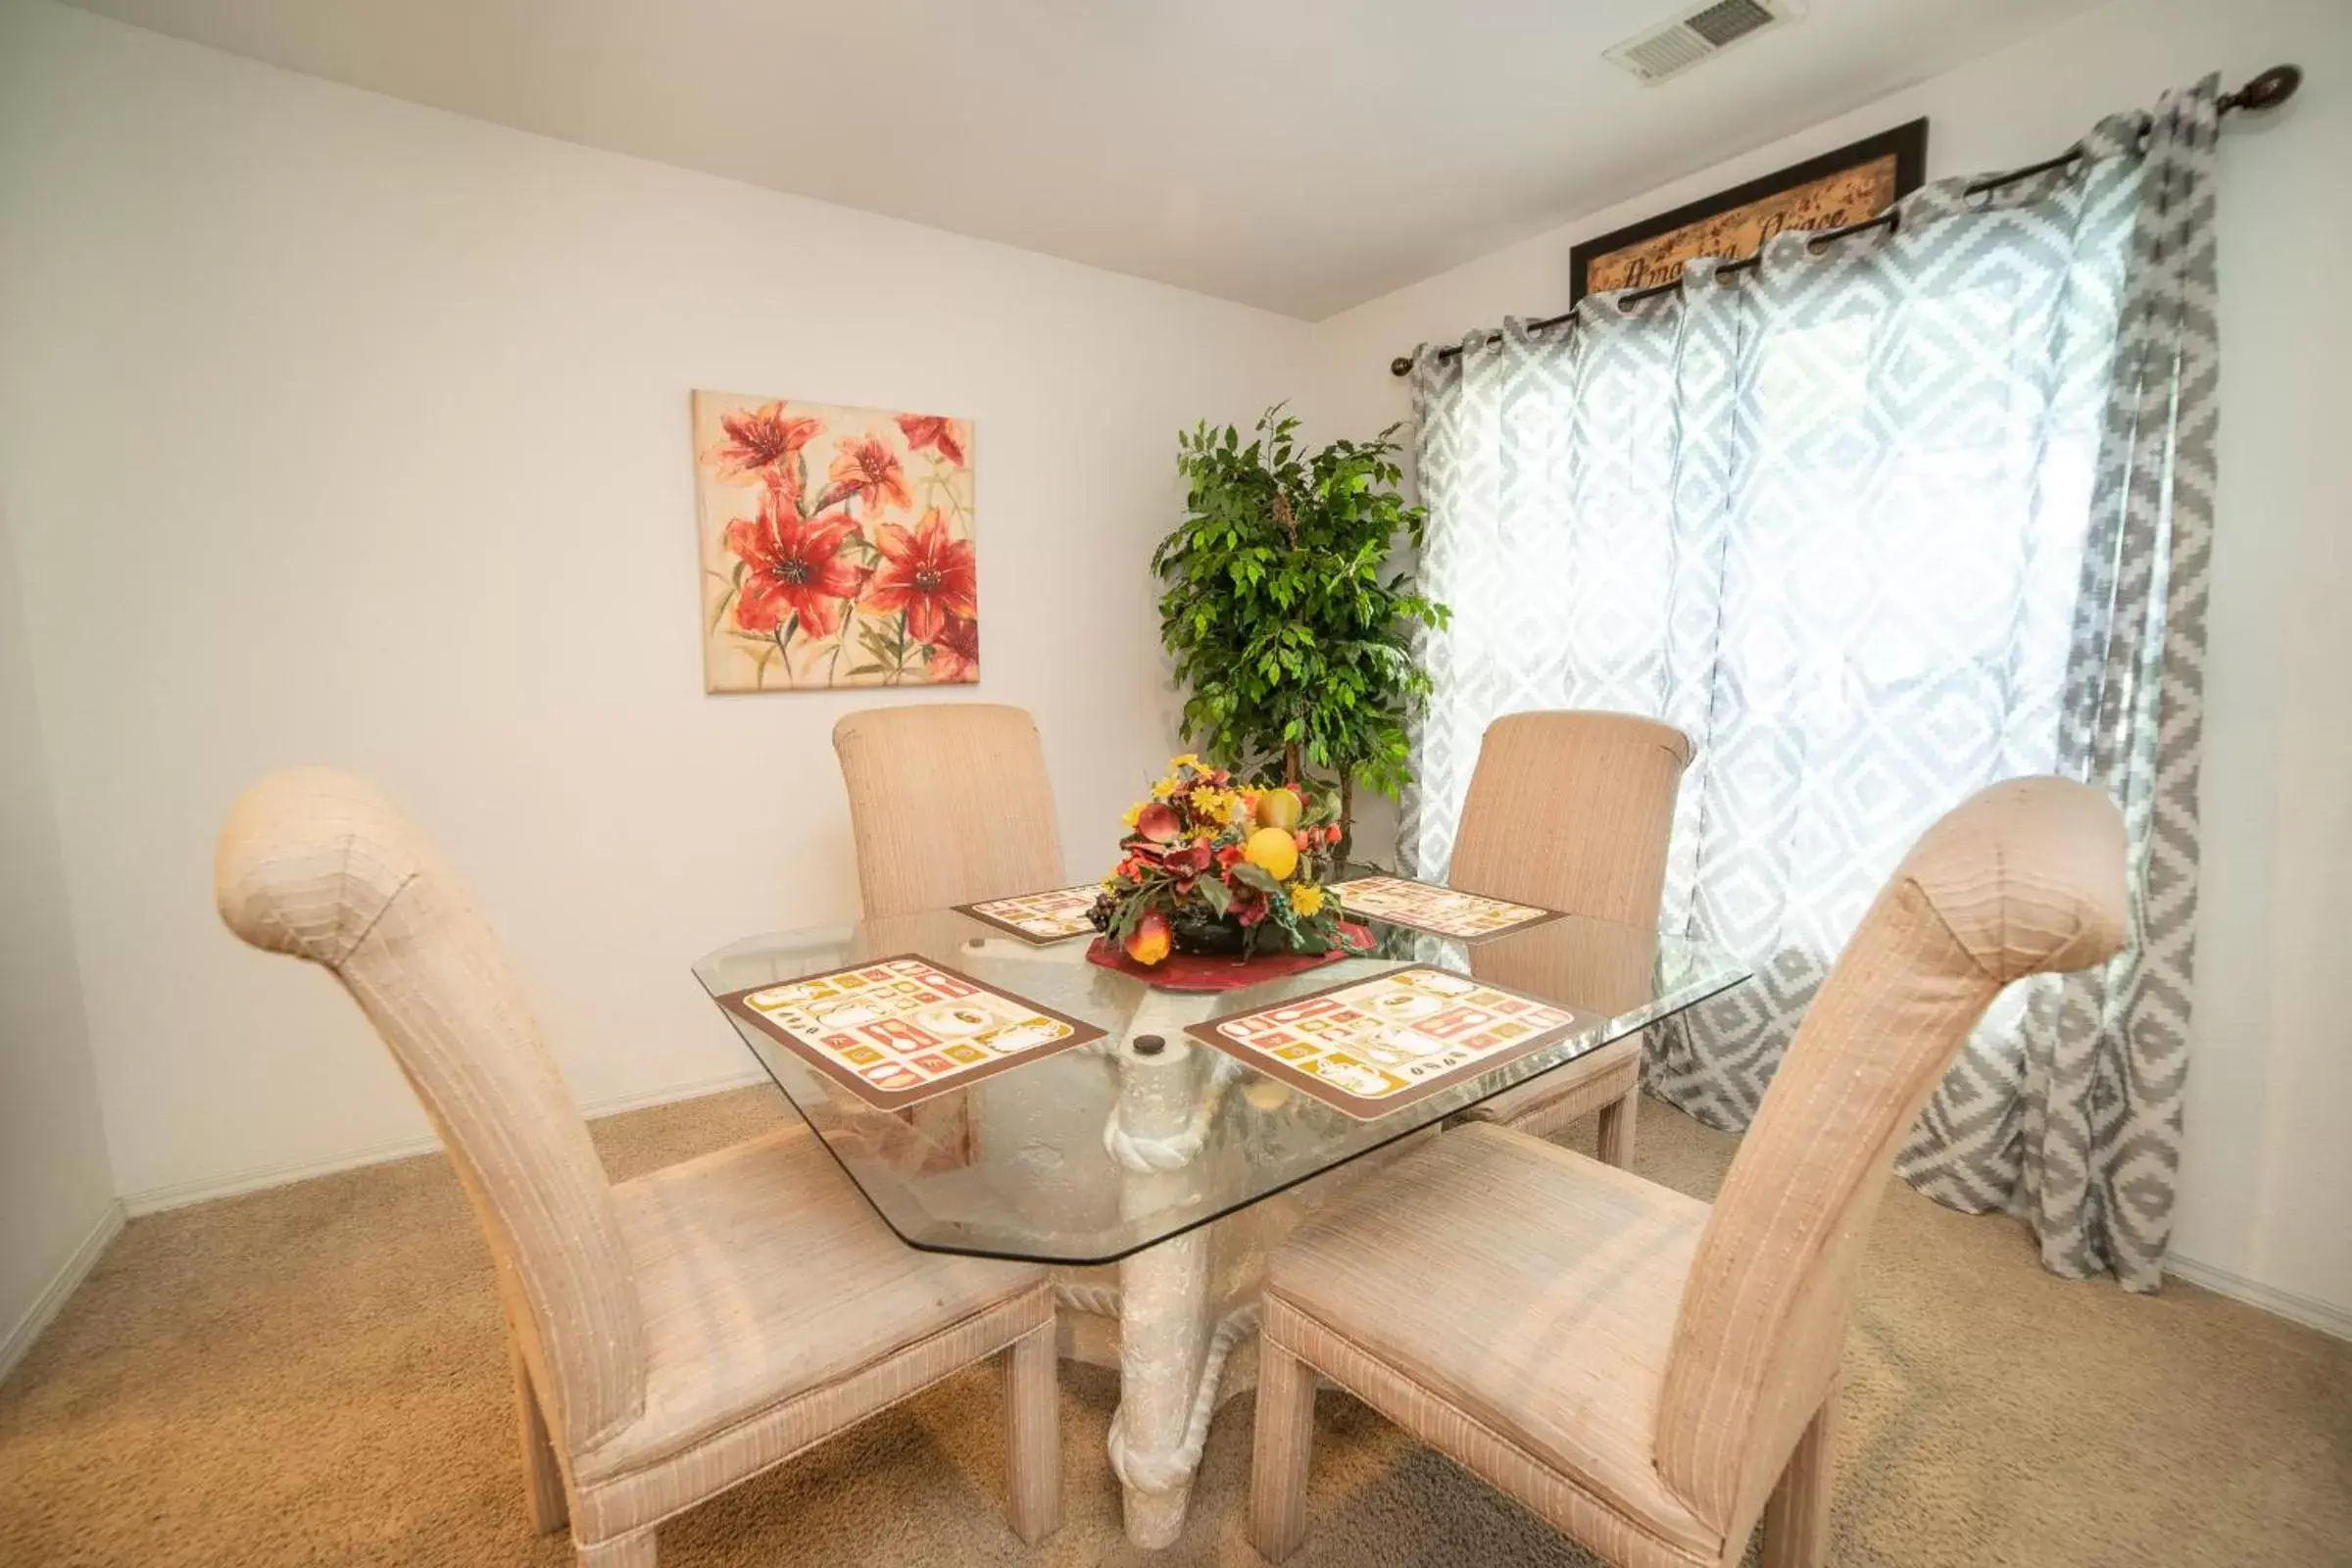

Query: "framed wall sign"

xmin=1569 ymin=119 xmax=1929 ymax=300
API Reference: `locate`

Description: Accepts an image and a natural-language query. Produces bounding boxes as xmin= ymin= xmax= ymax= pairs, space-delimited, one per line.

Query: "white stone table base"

xmin=1057 ymin=1020 xmax=1428 ymax=1547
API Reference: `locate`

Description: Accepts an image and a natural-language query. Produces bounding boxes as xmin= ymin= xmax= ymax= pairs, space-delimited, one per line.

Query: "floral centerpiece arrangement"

xmin=1090 ymin=755 xmax=1346 ymax=966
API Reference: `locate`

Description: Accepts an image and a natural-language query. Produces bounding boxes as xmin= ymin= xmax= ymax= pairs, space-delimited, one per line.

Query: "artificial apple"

xmin=1134 ymin=801 xmax=1182 ymax=843
xmin=1125 ymin=909 xmax=1172 ymax=966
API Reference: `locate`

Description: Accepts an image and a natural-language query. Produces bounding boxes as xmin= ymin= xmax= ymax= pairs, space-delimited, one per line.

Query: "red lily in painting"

xmin=826 ymin=433 xmax=912 ymax=513
xmin=724 ymin=489 xmax=864 ymax=641
xmin=706 ymin=402 xmax=822 ymax=485
xmin=865 ymin=509 xmax=977 ymax=644
xmin=929 ymin=614 xmax=980 ymax=683
xmin=895 ymin=413 xmax=967 ymax=467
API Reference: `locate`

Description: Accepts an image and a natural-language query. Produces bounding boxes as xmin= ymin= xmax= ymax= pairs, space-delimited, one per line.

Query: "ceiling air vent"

xmin=1605 ymin=0 xmax=1799 ymax=84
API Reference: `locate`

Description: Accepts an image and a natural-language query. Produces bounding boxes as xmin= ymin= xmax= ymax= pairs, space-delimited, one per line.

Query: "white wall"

xmin=0 ymin=0 xmax=1313 ymax=1205
xmin=1307 ymin=0 xmax=2352 ymax=1324
xmin=0 ymin=498 xmax=119 ymax=1373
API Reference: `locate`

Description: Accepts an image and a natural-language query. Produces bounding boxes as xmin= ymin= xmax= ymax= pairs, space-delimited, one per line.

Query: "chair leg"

xmin=510 ymin=1342 xmax=568 ymax=1535
xmin=1760 ymin=1381 xmax=1840 ymax=1568
xmin=1249 ymin=1337 xmax=1318 ymax=1563
xmin=575 ymin=1530 xmax=655 ymax=1568
xmin=1003 ymin=1324 xmax=1062 ymax=1544
xmin=1595 ymin=1084 xmax=1639 ymax=1168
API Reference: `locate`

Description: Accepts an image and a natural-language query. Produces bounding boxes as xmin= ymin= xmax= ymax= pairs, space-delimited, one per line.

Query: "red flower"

xmin=1162 ymin=842 xmax=1213 ymax=877
xmin=864 ymin=510 xmax=977 ymax=643
xmin=827 ymin=434 xmax=912 ymax=513
xmin=724 ymin=490 xmax=864 ymax=640
xmin=707 ymin=402 xmax=821 ymax=484
xmin=929 ymin=615 xmax=980 ymax=683
xmin=895 ymin=414 xmax=967 ymax=467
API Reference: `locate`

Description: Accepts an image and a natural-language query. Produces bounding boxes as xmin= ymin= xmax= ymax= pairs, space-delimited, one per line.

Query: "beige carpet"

xmin=2 ymin=1090 xmax=2346 ymax=1568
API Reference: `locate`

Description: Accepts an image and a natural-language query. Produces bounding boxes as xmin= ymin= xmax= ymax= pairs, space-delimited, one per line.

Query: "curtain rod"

xmin=1388 ymin=63 xmax=2302 ymax=378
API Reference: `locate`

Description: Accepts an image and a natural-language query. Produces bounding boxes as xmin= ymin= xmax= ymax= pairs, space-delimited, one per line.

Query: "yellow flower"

xmin=1288 ymin=882 xmax=1325 ymax=918
xmin=1171 ymin=752 xmax=1202 ymax=770
xmin=1152 ymin=774 xmax=1177 ymax=801
xmin=1188 ymin=787 xmax=1240 ymax=825
xmin=1122 ymin=802 xmax=1143 ymax=829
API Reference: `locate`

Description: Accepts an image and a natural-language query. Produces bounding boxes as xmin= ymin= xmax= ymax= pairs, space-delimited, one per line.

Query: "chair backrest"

xmin=833 ymin=703 xmax=1064 ymax=919
xmin=1447 ymin=710 xmax=1690 ymax=926
xmin=1652 ymin=777 xmax=2126 ymax=1544
xmin=215 ymin=768 xmax=646 ymax=1461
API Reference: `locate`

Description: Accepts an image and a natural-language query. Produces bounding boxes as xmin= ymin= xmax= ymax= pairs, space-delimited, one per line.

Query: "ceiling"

xmin=63 ymin=0 xmax=2102 ymax=318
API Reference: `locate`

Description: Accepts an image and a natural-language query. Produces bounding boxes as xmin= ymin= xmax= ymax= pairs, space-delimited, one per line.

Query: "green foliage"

xmin=1152 ymin=407 xmax=1449 ymax=838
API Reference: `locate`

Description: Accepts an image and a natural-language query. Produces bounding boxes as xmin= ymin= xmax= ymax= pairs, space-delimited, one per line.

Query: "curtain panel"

xmin=1403 ymin=79 xmax=2220 ymax=1292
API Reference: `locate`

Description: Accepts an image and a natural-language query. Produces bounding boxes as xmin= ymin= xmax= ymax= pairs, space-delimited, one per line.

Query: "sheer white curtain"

xmin=1404 ymin=84 xmax=2220 ymax=1290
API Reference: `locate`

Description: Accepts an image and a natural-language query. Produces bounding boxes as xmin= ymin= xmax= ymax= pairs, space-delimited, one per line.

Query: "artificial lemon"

xmin=1254 ymin=787 xmax=1302 ymax=831
xmin=1245 ymin=826 xmax=1299 ymax=882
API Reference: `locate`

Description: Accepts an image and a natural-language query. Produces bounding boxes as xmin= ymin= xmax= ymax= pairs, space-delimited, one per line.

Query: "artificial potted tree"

xmin=1152 ymin=406 xmax=1448 ymax=861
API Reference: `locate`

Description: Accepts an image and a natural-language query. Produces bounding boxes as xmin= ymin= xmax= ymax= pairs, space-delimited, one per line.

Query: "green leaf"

xmin=1229 ymin=862 xmax=1281 ymax=894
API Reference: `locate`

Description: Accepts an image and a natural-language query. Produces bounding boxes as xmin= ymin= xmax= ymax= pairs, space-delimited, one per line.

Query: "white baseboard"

xmin=121 ymin=1068 xmax=769 ymax=1216
xmin=2166 ymin=1253 xmax=2352 ymax=1343
xmin=1 ymin=1199 xmax=125 ymax=1385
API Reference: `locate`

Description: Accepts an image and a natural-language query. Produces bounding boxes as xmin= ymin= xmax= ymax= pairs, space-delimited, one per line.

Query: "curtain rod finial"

xmin=1390 ymin=355 xmax=1415 ymax=377
xmin=2223 ymin=64 xmax=2301 ymax=114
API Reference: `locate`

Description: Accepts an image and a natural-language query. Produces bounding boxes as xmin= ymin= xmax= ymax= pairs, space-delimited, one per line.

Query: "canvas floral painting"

xmin=692 ymin=390 xmax=977 ymax=691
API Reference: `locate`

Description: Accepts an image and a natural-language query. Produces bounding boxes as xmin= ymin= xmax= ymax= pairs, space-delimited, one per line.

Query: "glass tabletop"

xmin=693 ymin=905 xmax=1749 ymax=1265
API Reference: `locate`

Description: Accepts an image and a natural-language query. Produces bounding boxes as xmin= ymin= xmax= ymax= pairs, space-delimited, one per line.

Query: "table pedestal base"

xmin=1085 ymin=1022 xmax=1439 ymax=1547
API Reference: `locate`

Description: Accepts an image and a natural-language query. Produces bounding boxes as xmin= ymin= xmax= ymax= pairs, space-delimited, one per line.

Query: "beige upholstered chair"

xmin=1448 ymin=710 xmax=1691 ymax=1164
xmin=834 ymin=703 xmax=1063 ymax=919
xmin=214 ymin=769 xmax=1060 ymax=1568
xmin=1251 ymin=777 xmax=2125 ymax=1568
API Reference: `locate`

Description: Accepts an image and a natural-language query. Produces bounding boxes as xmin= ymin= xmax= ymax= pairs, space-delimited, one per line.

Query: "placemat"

xmin=1185 ymin=964 xmax=1595 ymax=1120
xmin=719 ymin=955 xmax=1102 ymax=1109
xmin=954 ymin=885 xmax=1102 ymax=945
xmin=1331 ymin=874 xmax=1564 ymax=943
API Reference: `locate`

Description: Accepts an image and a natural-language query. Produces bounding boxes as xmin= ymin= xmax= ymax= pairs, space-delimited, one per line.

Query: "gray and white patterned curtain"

xmin=1403 ymin=79 xmax=2220 ymax=1293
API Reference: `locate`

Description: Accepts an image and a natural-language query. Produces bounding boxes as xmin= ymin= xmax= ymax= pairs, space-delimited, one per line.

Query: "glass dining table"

xmin=694 ymin=899 xmax=1748 ymax=1548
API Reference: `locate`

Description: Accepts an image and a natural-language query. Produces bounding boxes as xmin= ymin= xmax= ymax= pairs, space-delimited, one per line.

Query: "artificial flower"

xmin=724 ymin=490 xmax=864 ymax=640
xmin=864 ymin=510 xmax=978 ymax=643
xmin=1162 ymin=842 xmax=1213 ymax=878
xmin=706 ymin=402 xmax=821 ymax=485
xmin=1122 ymin=802 xmax=1144 ymax=829
xmin=1188 ymin=787 xmax=1241 ymax=825
xmin=827 ymin=433 xmax=913 ymax=513
xmin=1289 ymin=883 xmax=1325 ymax=918
xmin=895 ymin=414 xmax=967 ymax=467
